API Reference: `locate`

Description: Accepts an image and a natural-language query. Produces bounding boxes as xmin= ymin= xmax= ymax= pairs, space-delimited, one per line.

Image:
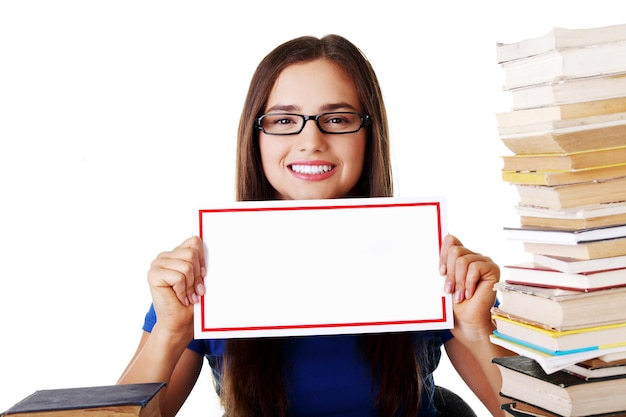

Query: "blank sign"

xmin=194 ymin=196 xmax=452 ymax=338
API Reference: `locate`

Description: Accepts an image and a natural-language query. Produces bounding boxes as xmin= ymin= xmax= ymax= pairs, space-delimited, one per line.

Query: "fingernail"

xmin=454 ymin=290 xmax=463 ymax=303
xmin=439 ymin=265 xmax=446 ymax=275
xmin=196 ymin=282 xmax=206 ymax=296
xmin=201 ymin=267 xmax=206 ymax=277
xmin=444 ymin=282 xmax=453 ymax=294
xmin=465 ymin=289 xmax=472 ymax=300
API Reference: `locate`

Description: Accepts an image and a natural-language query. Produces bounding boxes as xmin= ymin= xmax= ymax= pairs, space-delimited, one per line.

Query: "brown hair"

xmin=223 ymin=34 xmax=421 ymax=417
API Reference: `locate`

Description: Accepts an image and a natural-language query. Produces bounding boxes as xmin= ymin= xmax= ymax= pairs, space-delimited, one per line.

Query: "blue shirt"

xmin=143 ymin=305 xmax=452 ymax=416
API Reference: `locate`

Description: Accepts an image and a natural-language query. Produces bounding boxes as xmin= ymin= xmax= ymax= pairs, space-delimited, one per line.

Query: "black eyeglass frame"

xmin=255 ymin=112 xmax=371 ymax=136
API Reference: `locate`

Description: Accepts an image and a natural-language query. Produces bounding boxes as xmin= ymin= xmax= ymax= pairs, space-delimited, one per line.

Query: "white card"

xmin=194 ymin=196 xmax=452 ymax=339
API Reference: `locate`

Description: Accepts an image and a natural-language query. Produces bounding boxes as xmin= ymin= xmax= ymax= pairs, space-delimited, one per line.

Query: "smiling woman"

xmin=116 ymin=34 xmax=509 ymax=417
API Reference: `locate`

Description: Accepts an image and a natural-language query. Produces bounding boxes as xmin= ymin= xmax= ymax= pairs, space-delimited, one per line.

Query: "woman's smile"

xmin=289 ymin=161 xmax=336 ymax=179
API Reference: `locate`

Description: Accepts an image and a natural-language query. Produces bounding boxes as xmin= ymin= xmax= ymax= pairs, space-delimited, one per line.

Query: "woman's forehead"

xmin=265 ymin=59 xmax=361 ymax=113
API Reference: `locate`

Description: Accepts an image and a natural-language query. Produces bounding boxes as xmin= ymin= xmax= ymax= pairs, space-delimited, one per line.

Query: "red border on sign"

xmin=198 ymin=201 xmax=445 ymax=333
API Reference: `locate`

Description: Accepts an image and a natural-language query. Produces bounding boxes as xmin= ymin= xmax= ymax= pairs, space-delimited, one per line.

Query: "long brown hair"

xmin=223 ymin=34 xmax=421 ymax=417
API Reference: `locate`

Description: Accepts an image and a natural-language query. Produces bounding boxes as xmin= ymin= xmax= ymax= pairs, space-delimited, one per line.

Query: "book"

xmin=493 ymin=355 xmax=626 ymax=416
xmin=578 ymin=353 xmax=626 ymax=367
xmin=0 ymin=383 xmax=165 ymax=417
xmin=490 ymin=332 xmax=626 ymax=374
xmin=516 ymin=202 xmax=626 ymax=230
xmin=501 ymin=401 xmax=561 ymax=417
xmin=501 ymin=146 xmax=626 ymax=172
xmin=520 ymin=212 xmax=626 ymax=230
xmin=508 ymin=73 xmax=626 ymax=110
xmin=503 ymin=224 xmax=626 ymax=244
xmin=501 ymin=397 xmax=626 ymax=417
xmin=502 ymin=163 xmax=626 ymax=186
xmin=500 ymin=41 xmax=626 ymax=90
xmin=532 ymin=253 xmax=626 ymax=274
xmin=496 ymin=97 xmax=626 ymax=128
xmin=522 ymin=237 xmax=626 ymax=260
xmin=504 ymin=262 xmax=626 ymax=290
xmin=494 ymin=282 xmax=626 ymax=329
xmin=499 ymin=114 xmax=626 ymax=154
xmin=564 ymin=358 xmax=626 ymax=380
xmin=515 ymin=176 xmax=626 ymax=209
xmin=498 ymin=111 xmax=626 ymax=136
xmin=496 ymin=24 xmax=626 ymax=64
xmin=493 ymin=314 xmax=626 ymax=354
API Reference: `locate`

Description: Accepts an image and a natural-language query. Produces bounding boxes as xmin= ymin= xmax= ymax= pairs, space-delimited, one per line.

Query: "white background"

xmin=0 ymin=1 xmax=622 ymax=415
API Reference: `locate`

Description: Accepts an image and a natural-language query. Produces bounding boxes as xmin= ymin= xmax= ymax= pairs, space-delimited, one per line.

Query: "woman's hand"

xmin=148 ymin=236 xmax=206 ymax=336
xmin=439 ymin=234 xmax=500 ymax=343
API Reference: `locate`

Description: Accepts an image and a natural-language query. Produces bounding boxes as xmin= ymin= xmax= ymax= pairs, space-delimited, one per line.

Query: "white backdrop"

xmin=0 ymin=1 xmax=622 ymax=415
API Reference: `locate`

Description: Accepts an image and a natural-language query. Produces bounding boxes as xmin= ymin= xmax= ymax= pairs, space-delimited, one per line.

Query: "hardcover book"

xmin=493 ymin=355 xmax=626 ymax=416
xmin=503 ymin=224 xmax=626 ymax=245
xmin=1 ymin=383 xmax=165 ymax=417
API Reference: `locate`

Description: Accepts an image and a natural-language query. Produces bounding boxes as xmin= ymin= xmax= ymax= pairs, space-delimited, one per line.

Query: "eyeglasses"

xmin=255 ymin=112 xmax=370 ymax=136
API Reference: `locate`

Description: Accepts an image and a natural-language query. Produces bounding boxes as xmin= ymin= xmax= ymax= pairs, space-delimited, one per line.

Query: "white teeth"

xmin=290 ymin=165 xmax=333 ymax=174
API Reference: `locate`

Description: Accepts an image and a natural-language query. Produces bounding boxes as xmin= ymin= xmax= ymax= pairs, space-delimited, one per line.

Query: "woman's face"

xmin=259 ymin=59 xmax=367 ymax=200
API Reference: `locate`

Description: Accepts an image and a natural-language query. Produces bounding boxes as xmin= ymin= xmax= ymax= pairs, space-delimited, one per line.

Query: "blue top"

xmin=143 ymin=305 xmax=453 ymax=416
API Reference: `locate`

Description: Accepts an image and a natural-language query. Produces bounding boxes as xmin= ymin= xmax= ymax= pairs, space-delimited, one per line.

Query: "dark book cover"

xmin=2 ymin=382 xmax=165 ymax=415
xmin=492 ymin=355 xmax=626 ymax=387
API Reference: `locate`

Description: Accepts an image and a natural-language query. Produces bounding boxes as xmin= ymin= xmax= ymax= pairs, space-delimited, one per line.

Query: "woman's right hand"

xmin=148 ymin=236 xmax=206 ymax=335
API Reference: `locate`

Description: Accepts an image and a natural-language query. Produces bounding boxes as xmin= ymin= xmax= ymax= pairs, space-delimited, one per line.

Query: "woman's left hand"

xmin=439 ymin=234 xmax=500 ymax=343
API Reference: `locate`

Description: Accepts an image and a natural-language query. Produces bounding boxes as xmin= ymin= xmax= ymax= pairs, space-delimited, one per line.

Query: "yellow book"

xmin=501 ymin=146 xmax=626 ymax=172
xmin=502 ymin=162 xmax=626 ymax=185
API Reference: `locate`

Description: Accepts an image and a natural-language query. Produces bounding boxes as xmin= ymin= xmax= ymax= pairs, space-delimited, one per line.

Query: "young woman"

xmin=119 ymin=34 xmax=512 ymax=417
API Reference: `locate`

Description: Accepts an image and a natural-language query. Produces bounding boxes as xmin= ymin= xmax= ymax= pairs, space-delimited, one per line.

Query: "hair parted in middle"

xmin=235 ymin=34 xmax=393 ymax=202
xmin=223 ymin=35 xmax=424 ymax=417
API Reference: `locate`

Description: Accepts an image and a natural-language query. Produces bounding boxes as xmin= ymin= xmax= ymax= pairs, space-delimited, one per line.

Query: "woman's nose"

xmin=295 ymin=120 xmax=327 ymax=152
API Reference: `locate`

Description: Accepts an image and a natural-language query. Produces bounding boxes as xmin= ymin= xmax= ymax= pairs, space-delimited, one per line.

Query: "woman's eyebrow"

xmin=265 ymin=102 xmax=359 ymax=113
xmin=319 ymin=102 xmax=359 ymax=112
xmin=265 ymin=104 xmax=300 ymax=113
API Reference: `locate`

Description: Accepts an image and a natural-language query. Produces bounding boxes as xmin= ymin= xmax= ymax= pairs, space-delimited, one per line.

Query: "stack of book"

xmin=491 ymin=24 xmax=626 ymax=417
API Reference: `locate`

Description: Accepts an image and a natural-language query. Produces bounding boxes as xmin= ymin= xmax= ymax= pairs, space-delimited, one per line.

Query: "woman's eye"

xmin=324 ymin=116 xmax=349 ymax=125
xmin=273 ymin=117 xmax=296 ymax=125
